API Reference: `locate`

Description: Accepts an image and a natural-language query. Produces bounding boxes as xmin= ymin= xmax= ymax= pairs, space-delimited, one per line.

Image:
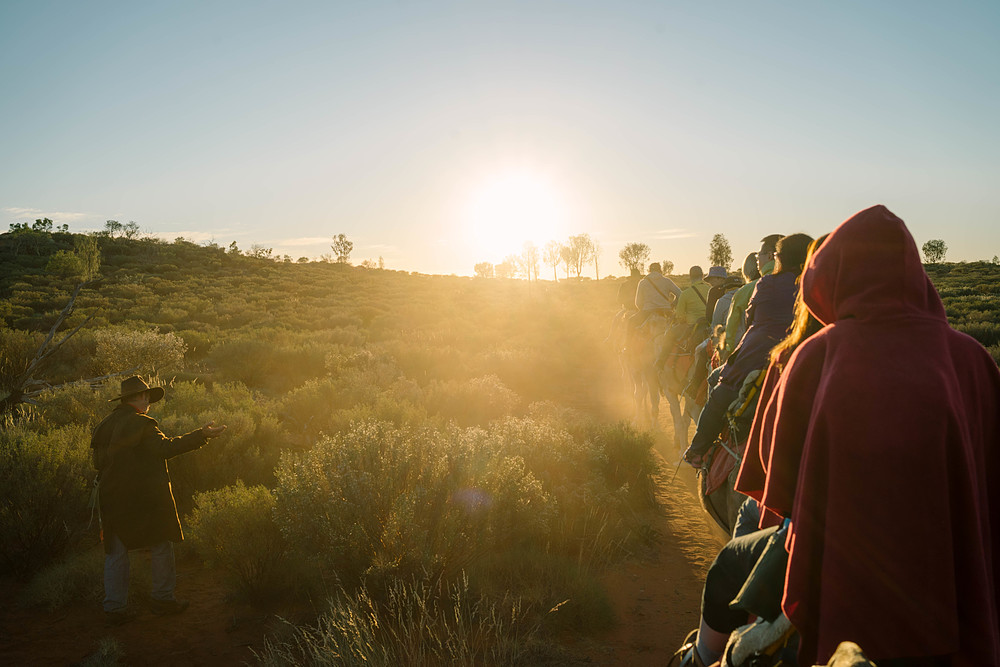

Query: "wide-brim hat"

xmin=109 ymin=375 xmax=164 ymax=403
xmin=707 ymin=266 xmax=728 ymax=279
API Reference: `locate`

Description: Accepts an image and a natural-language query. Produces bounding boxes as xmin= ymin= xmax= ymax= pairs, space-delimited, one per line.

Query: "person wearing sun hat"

xmin=91 ymin=375 xmax=227 ymax=626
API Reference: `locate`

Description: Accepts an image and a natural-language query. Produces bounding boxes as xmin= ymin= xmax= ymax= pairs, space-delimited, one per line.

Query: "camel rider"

xmin=617 ymin=267 xmax=643 ymax=311
xmin=660 ymin=266 xmax=712 ymax=361
xmin=724 ymin=235 xmax=780 ymax=358
xmin=632 ymin=262 xmax=680 ymax=325
xmin=605 ymin=267 xmax=644 ymax=344
xmin=702 ymin=266 xmax=730 ymax=325
xmin=682 ymin=267 xmax=732 ymax=398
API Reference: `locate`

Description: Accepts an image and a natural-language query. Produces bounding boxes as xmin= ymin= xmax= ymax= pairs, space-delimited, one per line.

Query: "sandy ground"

xmin=0 ymin=415 xmax=724 ymax=666
xmin=577 ymin=427 xmax=728 ymax=666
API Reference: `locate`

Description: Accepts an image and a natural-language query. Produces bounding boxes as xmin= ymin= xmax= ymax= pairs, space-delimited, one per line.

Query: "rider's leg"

xmin=697 ymin=526 xmax=780 ymax=663
xmin=685 ymin=383 xmax=739 ymax=463
xmin=684 ymin=339 xmax=710 ymax=396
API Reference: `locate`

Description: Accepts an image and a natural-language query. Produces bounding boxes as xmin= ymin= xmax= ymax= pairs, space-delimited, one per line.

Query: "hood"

xmin=802 ymin=205 xmax=946 ymax=325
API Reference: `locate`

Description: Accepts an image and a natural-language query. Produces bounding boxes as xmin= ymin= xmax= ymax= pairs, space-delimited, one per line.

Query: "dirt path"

xmin=577 ymin=424 xmax=727 ymax=666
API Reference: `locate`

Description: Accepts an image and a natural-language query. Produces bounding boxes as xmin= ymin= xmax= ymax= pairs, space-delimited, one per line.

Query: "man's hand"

xmin=201 ymin=421 xmax=227 ymax=439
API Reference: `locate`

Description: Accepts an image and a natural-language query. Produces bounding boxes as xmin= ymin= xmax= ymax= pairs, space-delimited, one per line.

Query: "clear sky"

xmin=2 ymin=1 xmax=998 ymax=276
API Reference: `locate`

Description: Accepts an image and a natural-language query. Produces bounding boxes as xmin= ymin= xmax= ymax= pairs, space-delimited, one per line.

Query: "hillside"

xmin=2 ymin=230 xmax=998 ymax=664
xmin=1 ymin=230 xmax=670 ymax=664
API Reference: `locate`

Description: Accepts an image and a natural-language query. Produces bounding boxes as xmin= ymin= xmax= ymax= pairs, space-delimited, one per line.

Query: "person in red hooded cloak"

xmin=751 ymin=205 xmax=1000 ymax=665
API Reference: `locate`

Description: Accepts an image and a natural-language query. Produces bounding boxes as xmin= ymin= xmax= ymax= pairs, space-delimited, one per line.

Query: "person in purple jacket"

xmin=683 ymin=233 xmax=813 ymax=468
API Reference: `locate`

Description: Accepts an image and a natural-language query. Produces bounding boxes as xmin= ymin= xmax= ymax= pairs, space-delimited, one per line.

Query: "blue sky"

xmin=2 ymin=1 xmax=998 ymax=275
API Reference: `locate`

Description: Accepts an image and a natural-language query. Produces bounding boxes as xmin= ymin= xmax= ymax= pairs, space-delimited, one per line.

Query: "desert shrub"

xmin=479 ymin=417 xmax=655 ymax=568
xmin=275 ymin=421 xmax=556 ymax=589
xmin=175 ymin=328 xmax=216 ymax=358
xmin=166 ymin=408 xmax=287 ymax=510
xmin=425 ymin=374 xmax=522 ymax=426
xmin=209 ymin=333 xmax=329 ymax=393
xmin=379 ymin=341 xmax=472 ymax=383
xmin=988 ymin=343 xmax=1000 ymax=366
xmin=187 ymin=482 xmax=289 ymax=602
xmin=20 ymin=543 xmax=104 ymax=609
xmin=88 ymin=326 xmax=187 ymax=377
xmin=32 ymin=381 xmax=109 ymax=429
xmin=955 ymin=321 xmax=1000 ymax=348
xmin=256 ymin=575 xmax=535 ymax=667
xmin=470 ymin=546 xmax=614 ymax=635
xmin=0 ymin=326 xmax=40 ymax=388
xmin=0 ymin=423 xmax=93 ymax=577
xmin=589 ymin=421 xmax=658 ymax=506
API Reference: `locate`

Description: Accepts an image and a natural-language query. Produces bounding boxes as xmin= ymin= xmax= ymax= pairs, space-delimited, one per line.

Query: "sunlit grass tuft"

xmin=256 ymin=575 xmax=536 ymax=667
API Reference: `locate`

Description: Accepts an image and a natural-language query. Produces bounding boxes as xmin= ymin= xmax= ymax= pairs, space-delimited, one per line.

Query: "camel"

xmin=655 ymin=336 xmax=700 ymax=454
xmin=694 ymin=369 xmax=765 ymax=536
xmin=620 ymin=312 xmax=670 ymax=430
xmin=612 ymin=312 xmax=703 ymax=456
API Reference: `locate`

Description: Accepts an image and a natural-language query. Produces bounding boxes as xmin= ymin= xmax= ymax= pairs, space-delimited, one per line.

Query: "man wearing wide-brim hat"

xmin=91 ymin=376 xmax=226 ymax=626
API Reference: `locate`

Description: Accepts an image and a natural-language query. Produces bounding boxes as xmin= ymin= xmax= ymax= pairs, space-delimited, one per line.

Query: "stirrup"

xmin=667 ymin=629 xmax=706 ymax=667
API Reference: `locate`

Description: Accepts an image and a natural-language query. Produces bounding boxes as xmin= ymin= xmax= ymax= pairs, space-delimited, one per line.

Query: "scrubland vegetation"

xmin=1 ymin=229 xmax=657 ymax=663
xmin=2 ymin=228 xmax=997 ymax=664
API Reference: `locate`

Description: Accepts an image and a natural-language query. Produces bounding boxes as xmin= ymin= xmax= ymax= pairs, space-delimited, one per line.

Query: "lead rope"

xmin=87 ymin=476 xmax=103 ymax=542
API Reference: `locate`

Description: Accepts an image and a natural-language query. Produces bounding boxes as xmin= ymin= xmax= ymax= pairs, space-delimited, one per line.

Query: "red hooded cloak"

xmin=751 ymin=206 xmax=1000 ymax=664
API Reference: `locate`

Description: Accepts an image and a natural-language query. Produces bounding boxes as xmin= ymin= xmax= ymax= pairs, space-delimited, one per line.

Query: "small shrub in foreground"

xmin=79 ymin=637 xmax=126 ymax=667
xmin=20 ymin=544 xmax=104 ymax=610
xmin=187 ymin=482 xmax=289 ymax=602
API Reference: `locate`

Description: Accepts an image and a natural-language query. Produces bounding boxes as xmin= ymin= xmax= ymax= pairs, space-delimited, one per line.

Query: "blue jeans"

xmin=103 ymin=533 xmax=177 ymax=612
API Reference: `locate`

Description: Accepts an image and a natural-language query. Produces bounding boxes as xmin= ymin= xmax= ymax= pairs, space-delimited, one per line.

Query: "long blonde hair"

xmin=768 ymin=234 xmax=829 ymax=367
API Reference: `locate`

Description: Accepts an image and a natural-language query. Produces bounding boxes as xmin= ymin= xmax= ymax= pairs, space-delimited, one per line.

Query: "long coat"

xmin=91 ymin=404 xmax=207 ymax=551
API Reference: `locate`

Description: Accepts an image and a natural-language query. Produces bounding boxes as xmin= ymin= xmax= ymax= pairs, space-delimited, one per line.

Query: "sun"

xmin=462 ymin=169 xmax=568 ymax=258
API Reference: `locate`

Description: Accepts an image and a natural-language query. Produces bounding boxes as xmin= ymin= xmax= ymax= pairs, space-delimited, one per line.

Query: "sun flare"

xmin=462 ymin=169 xmax=568 ymax=258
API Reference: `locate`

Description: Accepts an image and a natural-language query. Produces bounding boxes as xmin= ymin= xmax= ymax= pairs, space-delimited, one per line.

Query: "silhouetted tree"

xmin=122 ymin=221 xmax=141 ymax=239
xmin=32 ymin=218 xmax=53 ymax=233
xmin=474 ymin=262 xmax=494 ymax=278
xmin=543 ymin=241 xmax=562 ymax=281
xmin=6 ymin=222 xmax=54 ymax=255
xmin=104 ymin=220 xmax=123 ymax=238
xmin=331 ymin=233 xmax=353 ymax=264
xmin=708 ymin=233 xmax=733 ymax=269
xmin=922 ymin=239 xmax=948 ymax=263
xmin=559 ymin=244 xmax=573 ymax=279
xmin=618 ymin=242 xmax=651 ymax=273
xmin=568 ymin=233 xmax=595 ymax=278
xmin=660 ymin=259 xmax=675 ymax=275
xmin=495 ymin=257 xmax=517 ymax=279
xmin=521 ymin=241 xmax=540 ymax=282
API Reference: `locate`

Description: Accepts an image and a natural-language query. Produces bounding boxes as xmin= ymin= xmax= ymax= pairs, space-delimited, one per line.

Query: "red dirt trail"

xmin=0 ymin=421 xmax=724 ymax=666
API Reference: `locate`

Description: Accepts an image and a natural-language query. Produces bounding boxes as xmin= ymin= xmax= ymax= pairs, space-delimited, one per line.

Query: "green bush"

xmin=33 ymin=382 xmax=108 ymax=429
xmin=0 ymin=423 xmax=93 ymax=577
xmin=425 ymin=374 xmax=522 ymax=426
xmin=187 ymin=482 xmax=289 ymax=602
xmin=274 ymin=421 xmax=556 ymax=588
